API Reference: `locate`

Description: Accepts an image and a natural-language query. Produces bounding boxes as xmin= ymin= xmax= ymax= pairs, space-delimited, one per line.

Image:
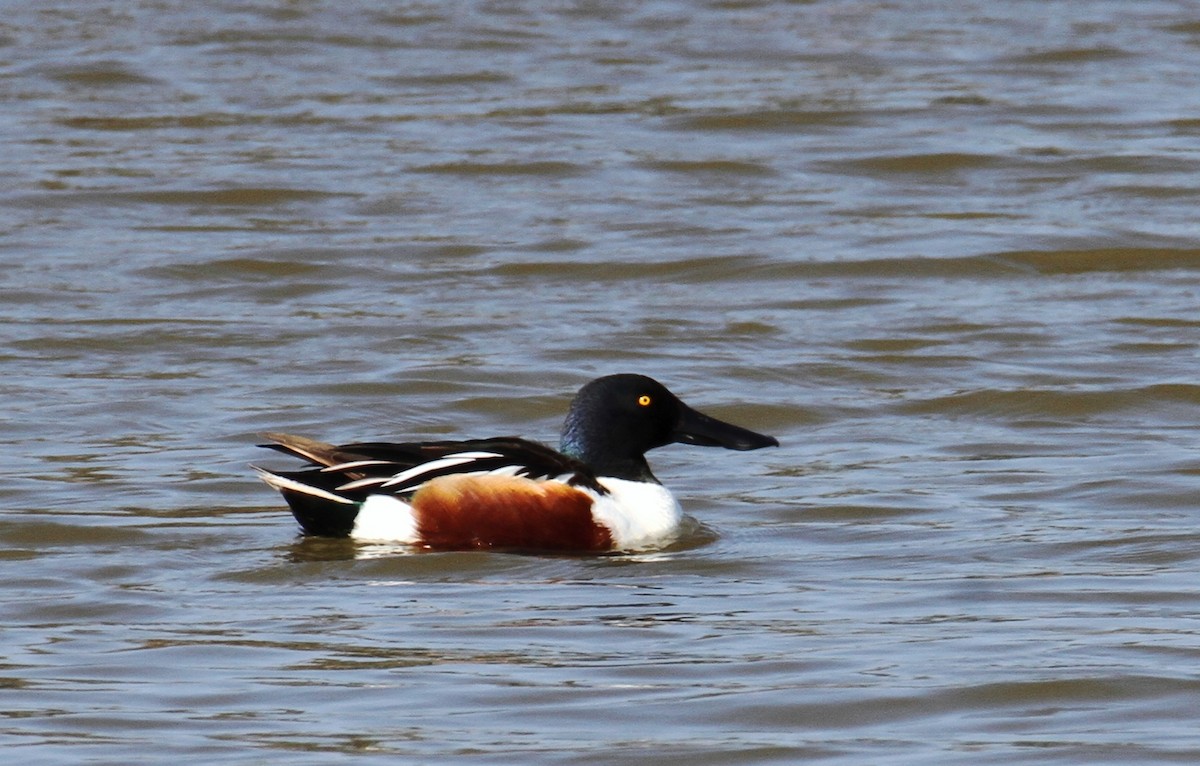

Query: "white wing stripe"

xmin=253 ymin=467 xmax=356 ymax=505
xmin=320 ymin=459 xmax=395 ymax=472
xmin=337 ymin=477 xmax=391 ymax=492
xmin=488 ymin=465 xmax=525 ymax=477
xmin=342 ymin=463 xmax=531 ymax=494
xmin=379 ymin=452 xmax=503 ymax=489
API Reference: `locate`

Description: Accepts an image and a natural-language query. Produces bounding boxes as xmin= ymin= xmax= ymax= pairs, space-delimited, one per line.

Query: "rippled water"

xmin=4 ymin=1 xmax=1200 ymax=763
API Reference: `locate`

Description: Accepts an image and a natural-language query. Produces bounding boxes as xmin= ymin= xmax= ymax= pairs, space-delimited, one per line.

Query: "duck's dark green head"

xmin=559 ymin=374 xmax=778 ymax=482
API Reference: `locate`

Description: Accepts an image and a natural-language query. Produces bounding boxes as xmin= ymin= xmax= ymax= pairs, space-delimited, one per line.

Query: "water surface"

xmin=3 ymin=2 xmax=1200 ymax=763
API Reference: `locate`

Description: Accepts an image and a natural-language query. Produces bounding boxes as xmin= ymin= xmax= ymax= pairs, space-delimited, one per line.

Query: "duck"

xmin=254 ymin=373 xmax=778 ymax=552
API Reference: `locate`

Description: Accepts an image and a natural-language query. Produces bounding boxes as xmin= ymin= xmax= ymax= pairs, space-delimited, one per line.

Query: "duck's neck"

xmin=560 ymin=425 xmax=659 ymax=483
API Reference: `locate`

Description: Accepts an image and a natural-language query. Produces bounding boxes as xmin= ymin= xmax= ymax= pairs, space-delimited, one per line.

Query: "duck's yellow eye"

xmin=638 ymin=395 xmax=652 ymax=406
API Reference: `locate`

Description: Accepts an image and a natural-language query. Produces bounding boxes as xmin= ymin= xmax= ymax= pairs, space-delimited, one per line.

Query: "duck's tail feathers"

xmin=253 ymin=466 xmax=360 ymax=537
xmin=258 ymin=432 xmax=364 ymax=468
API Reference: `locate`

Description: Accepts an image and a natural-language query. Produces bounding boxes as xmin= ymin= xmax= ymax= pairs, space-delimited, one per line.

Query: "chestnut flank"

xmin=411 ymin=474 xmax=613 ymax=551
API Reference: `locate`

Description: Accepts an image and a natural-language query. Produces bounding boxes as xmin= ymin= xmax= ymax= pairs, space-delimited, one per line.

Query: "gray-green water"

xmin=4 ymin=2 xmax=1200 ymax=763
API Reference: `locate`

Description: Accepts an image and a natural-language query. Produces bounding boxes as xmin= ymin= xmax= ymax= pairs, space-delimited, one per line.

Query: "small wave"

xmin=408 ymin=161 xmax=588 ymax=177
xmin=897 ymin=384 xmax=1200 ymax=420
xmin=994 ymin=247 xmax=1200 ymax=274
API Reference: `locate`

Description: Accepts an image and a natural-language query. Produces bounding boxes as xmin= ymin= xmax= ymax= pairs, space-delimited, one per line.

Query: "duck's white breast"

xmin=590 ymin=477 xmax=683 ymax=550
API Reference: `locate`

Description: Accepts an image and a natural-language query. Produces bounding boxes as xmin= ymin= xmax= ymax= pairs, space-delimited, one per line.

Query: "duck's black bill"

xmin=673 ymin=405 xmax=779 ymax=451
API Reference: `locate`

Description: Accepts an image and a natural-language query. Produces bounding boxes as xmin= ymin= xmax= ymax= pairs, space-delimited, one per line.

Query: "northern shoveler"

xmin=254 ymin=373 xmax=778 ymax=552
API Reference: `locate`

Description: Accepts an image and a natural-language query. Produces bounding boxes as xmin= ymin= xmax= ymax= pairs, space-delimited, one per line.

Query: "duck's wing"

xmin=256 ymin=434 xmax=605 ymax=499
